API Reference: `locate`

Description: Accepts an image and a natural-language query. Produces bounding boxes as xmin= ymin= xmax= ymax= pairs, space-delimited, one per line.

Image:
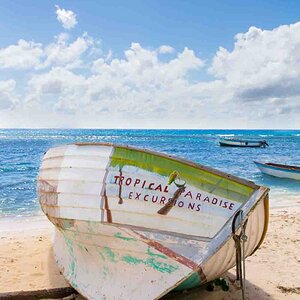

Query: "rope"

xmin=232 ymin=210 xmax=248 ymax=300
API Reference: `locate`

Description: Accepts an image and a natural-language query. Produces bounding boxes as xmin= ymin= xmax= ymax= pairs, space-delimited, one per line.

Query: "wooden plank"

xmin=0 ymin=287 xmax=77 ymax=299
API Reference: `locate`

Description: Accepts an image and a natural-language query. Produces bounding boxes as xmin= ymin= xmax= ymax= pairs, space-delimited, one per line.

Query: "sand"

xmin=0 ymin=208 xmax=299 ymax=300
xmin=0 ymin=216 xmax=69 ymax=294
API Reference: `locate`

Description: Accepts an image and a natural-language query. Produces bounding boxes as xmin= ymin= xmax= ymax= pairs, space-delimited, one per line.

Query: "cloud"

xmin=0 ymin=33 xmax=99 ymax=71
xmin=105 ymin=49 xmax=113 ymax=61
xmin=25 ymin=43 xmax=205 ymax=120
xmin=210 ymin=23 xmax=300 ymax=103
xmin=0 ymin=80 xmax=18 ymax=109
xmin=43 ymin=33 xmax=95 ymax=68
xmin=0 ymin=40 xmax=43 ymax=69
xmin=159 ymin=45 xmax=175 ymax=54
xmin=55 ymin=5 xmax=77 ymax=29
xmin=1 ymin=21 xmax=300 ymax=128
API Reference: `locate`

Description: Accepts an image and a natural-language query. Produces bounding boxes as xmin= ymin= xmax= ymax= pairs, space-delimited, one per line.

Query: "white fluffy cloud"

xmin=55 ymin=5 xmax=77 ymax=29
xmin=24 ymin=43 xmax=205 ymax=121
xmin=43 ymin=33 xmax=94 ymax=68
xmin=210 ymin=23 xmax=300 ymax=102
xmin=0 ymin=80 xmax=18 ymax=110
xmin=0 ymin=40 xmax=43 ymax=69
xmin=159 ymin=45 xmax=175 ymax=54
xmin=0 ymin=33 xmax=98 ymax=71
xmin=1 ymin=21 xmax=300 ymax=128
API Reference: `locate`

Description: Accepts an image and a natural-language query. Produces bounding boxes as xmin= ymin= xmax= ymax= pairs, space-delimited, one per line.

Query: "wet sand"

xmin=0 ymin=208 xmax=299 ymax=299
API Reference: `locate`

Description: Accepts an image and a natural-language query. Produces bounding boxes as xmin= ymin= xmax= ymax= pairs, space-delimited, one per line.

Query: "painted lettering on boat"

xmin=114 ymin=176 xmax=169 ymax=193
xmin=114 ymin=175 xmax=235 ymax=211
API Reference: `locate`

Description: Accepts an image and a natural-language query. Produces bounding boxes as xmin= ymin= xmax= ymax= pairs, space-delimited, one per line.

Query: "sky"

xmin=0 ymin=0 xmax=300 ymax=129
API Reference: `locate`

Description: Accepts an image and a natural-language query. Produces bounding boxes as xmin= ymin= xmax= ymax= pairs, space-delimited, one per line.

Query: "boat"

xmin=254 ymin=161 xmax=300 ymax=180
xmin=219 ymin=138 xmax=269 ymax=148
xmin=38 ymin=143 xmax=269 ymax=299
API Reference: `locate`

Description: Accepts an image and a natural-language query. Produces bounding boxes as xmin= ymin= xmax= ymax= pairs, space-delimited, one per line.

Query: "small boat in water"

xmin=254 ymin=161 xmax=300 ymax=180
xmin=38 ymin=143 xmax=269 ymax=299
xmin=219 ymin=138 xmax=269 ymax=148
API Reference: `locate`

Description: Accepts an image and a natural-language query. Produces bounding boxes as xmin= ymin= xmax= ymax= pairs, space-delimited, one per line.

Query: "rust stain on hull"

xmin=104 ymin=188 xmax=112 ymax=223
xmin=39 ymin=192 xmax=58 ymax=206
xmin=157 ymin=186 xmax=186 ymax=215
xmin=118 ymin=168 xmax=123 ymax=204
xmin=197 ymin=268 xmax=207 ymax=283
xmin=37 ymin=179 xmax=57 ymax=193
xmin=48 ymin=216 xmax=75 ymax=231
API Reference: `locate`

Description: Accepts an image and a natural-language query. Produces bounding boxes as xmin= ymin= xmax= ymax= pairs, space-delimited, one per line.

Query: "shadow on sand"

xmin=163 ymin=273 xmax=276 ymax=300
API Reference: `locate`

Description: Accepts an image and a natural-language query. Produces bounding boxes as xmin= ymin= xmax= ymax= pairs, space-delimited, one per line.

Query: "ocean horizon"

xmin=1 ymin=128 xmax=299 ymax=217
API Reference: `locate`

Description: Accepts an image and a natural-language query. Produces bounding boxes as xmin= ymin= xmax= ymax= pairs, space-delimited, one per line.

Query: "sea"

xmin=0 ymin=129 xmax=299 ymax=217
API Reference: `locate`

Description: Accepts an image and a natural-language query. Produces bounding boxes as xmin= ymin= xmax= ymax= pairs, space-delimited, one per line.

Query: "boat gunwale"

xmin=254 ymin=161 xmax=300 ymax=172
xmin=72 ymin=142 xmax=259 ymax=190
xmin=219 ymin=142 xmax=264 ymax=148
xmin=196 ymin=186 xmax=269 ymax=267
xmin=219 ymin=138 xmax=266 ymax=143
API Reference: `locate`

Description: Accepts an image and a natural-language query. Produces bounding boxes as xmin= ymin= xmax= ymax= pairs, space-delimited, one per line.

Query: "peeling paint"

xmin=63 ymin=219 xmax=74 ymax=229
xmin=98 ymin=250 xmax=105 ymax=261
xmin=101 ymin=247 xmax=117 ymax=262
xmin=87 ymin=220 xmax=95 ymax=234
xmin=64 ymin=235 xmax=77 ymax=279
xmin=70 ymin=260 xmax=76 ymax=276
xmin=77 ymin=243 xmax=85 ymax=252
xmin=121 ymin=255 xmax=143 ymax=265
xmin=114 ymin=232 xmax=137 ymax=241
xmin=121 ymin=254 xmax=178 ymax=274
xmin=173 ymin=272 xmax=201 ymax=291
xmin=147 ymin=247 xmax=167 ymax=259
xmin=71 ymin=280 xmax=78 ymax=289
xmin=97 ymin=243 xmax=178 ymax=274
xmin=103 ymin=266 xmax=109 ymax=279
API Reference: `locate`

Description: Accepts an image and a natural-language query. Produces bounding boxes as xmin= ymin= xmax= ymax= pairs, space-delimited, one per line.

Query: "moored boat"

xmin=254 ymin=161 xmax=300 ymax=180
xmin=219 ymin=138 xmax=268 ymax=148
xmin=38 ymin=143 xmax=269 ymax=299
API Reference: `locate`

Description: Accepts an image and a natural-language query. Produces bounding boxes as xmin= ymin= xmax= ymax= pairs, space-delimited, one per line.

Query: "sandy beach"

xmin=0 ymin=207 xmax=299 ymax=300
xmin=0 ymin=216 xmax=69 ymax=294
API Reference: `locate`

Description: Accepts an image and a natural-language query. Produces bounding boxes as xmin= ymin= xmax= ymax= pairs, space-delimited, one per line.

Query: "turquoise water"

xmin=0 ymin=129 xmax=299 ymax=216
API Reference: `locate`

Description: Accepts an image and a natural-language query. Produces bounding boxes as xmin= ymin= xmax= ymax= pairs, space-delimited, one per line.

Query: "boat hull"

xmin=254 ymin=161 xmax=300 ymax=180
xmin=219 ymin=139 xmax=266 ymax=147
xmin=50 ymin=194 xmax=268 ymax=299
xmin=51 ymin=220 xmax=193 ymax=299
xmin=38 ymin=143 xmax=269 ymax=299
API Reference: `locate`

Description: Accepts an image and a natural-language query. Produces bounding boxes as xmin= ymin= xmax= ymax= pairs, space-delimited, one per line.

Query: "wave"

xmin=217 ymin=134 xmax=235 ymax=137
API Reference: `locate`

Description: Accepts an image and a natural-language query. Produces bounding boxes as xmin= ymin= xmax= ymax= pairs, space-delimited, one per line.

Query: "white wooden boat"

xmin=254 ymin=161 xmax=300 ymax=180
xmin=219 ymin=138 xmax=268 ymax=148
xmin=38 ymin=143 xmax=269 ymax=299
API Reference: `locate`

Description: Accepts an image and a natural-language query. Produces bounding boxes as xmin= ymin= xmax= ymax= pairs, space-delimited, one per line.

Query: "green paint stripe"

xmin=121 ymin=254 xmax=178 ymax=274
xmin=101 ymin=247 xmax=117 ymax=262
xmin=114 ymin=232 xmax=137 ymax=241
xmin=110 ymin=147 xmax=253 ymax=202
xmin=147 ymin=247 xmax=167 ymax=259
xmin=172 ymin=272 xmax=201 ymax=291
